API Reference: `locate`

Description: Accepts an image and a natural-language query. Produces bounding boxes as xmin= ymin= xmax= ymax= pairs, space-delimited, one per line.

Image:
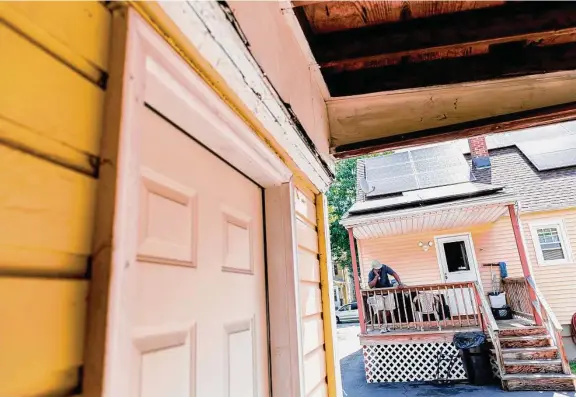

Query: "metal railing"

xmin=501 ymin=277 xmax=534 ymax=320
xmin=361 ymin=281 xmax=482 ymax=332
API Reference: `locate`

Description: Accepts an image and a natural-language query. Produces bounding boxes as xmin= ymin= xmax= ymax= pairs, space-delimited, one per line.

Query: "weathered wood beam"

xmin=291 ymin=0 xmax=331 ymax=8
xmin=321 ymin=28 xmax=576 ymax=73
xmin=323 ymin=42 xmax=576 ymax=96
xmin=332 ymin=101 xmax=576 ymax=158
xmin=314 ymin=2 xmax=576 ymax=66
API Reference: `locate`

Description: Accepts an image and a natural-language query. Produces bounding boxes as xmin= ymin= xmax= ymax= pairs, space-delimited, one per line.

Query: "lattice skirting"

xmin=363 ymin=342 xmax=467 ymax=383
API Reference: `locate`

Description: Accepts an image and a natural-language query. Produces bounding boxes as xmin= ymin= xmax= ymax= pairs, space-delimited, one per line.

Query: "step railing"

xmin=526 ymin=276 xmax=572 ymax=375
xmin=361 ymin=281 xmax=482 ymax=332
xmin=473 ymin=281 xmax=504 ymax=379
xmin=501 ymin=277 xmax=534 ymax=320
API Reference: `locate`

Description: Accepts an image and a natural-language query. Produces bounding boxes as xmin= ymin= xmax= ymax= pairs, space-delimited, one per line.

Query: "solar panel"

xmin=517 ymin=135 xmax=576 ymax=171
xmin=364 ymin=144 xmax=472 ymax=197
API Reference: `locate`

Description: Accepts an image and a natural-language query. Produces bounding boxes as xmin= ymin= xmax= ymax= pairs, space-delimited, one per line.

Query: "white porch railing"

xmin=361 ymin=281 xmax=482 ymax=332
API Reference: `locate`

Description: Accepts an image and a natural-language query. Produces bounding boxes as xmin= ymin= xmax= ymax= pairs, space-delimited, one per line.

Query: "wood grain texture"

xmin=300 ymin=1 xmax=503 ymax=34
xmin=314 ymin=3 xmax=576 ymax=65
xmin=324 ymin=42 xmax=576 ymax=96
xmin=331 ymin=99 xmax=576 ymax=157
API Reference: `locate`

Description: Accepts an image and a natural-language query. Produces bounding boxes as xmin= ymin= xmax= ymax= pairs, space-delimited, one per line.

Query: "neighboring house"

xmin=333 ymin=264 xmax=354 ymax=307
xmin=341 ymin=125 xmax=576 ymax=390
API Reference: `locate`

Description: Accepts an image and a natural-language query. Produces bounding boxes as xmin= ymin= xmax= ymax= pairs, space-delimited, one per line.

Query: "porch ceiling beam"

xmin=323 ymin=41 xmax=576 ymax=96
xmin=291 ymin=1 xmax=331 ymax=8
xmin=313 ymin=2 xmax=576 ymax=66
xmin=332 ymin=101 xmax=576 ymax=158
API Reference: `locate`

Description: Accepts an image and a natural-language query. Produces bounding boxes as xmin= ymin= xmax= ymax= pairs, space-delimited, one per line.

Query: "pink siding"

xmin=229 ymin=2 xmax=330 ymax=160
xmin=358 ymin=209 xmax=576 ymax=324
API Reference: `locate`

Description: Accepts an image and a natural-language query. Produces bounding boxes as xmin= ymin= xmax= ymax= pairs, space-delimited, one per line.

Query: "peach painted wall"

xmin=229 ymin=2 xmax=331 ymax=161
xmin=520 ymin=209 xmax=576 ymax=325
xmin=357 ymin=208 xmax=576 ymax=324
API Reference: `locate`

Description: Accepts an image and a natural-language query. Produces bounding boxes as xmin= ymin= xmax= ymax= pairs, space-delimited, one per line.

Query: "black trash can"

xmin=453 ymin=332 xmax=494 ymax=385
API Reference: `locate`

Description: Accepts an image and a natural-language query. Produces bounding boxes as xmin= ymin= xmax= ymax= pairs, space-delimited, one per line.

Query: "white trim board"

xmin=528 ymin=218 xmax=574 ymax=266
xmin=157 ymin=1 xmax=334 ymax=192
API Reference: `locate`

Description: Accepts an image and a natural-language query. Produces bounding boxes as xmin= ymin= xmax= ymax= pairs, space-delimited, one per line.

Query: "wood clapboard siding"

xmin=295 ymin=188 xmax=329 ymax=397
xmin=0 ymin=3 xmax=111 ymax=396
xmin=357 ymin=208 xmax=576 ymax=324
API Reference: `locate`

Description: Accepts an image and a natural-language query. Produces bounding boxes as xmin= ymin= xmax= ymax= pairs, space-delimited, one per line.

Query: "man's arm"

xmin=368 ymin=271 xmax=379 ymax=288
xmin=391 ymin=271 xmax=403 ymax=286
xmin=384 ymin=266 xmax=404 ymax=287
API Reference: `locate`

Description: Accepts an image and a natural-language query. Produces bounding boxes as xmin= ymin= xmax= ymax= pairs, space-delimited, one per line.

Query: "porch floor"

xmin=360 ymin=317 xmax=536 ymax=344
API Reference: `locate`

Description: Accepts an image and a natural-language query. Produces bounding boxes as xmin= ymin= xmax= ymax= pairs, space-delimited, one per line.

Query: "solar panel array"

xmin=364 ymin=145 xmax=472 ymax=197
xmin=516 ymin=135 xmax=576 ymax=171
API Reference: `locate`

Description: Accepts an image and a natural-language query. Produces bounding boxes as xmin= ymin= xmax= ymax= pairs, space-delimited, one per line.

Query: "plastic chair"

xmin=413 ymin=292 xmax=440 ymax=330
xmin=367 ymin=294 xmax=397 ymax=332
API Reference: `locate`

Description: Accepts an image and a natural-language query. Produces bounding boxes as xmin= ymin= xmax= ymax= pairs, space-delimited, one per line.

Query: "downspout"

xmin=507 ymin=203 xmax=543 ymax=325
xmin=347 ymin=228 xmax=367 ymax=334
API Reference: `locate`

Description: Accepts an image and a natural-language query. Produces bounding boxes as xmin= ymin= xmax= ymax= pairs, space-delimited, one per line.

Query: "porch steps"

xmin=502 ymin=374 xmax=576 ymax=391
xmin=499 ymin=346 xmax=559 ymax=360
xmin=503 ymin=359 xmax=563 ymax=374
xmin=498 ymin=335 xmax=551 ymax=349
xmin=495 ymin=326 xmax=575 ymax=391
xmin=498 ymin=326 xmax=548 ymax=337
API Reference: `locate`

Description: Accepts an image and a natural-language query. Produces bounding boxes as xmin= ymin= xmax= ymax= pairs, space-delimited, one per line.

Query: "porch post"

xmin=347 ymin=228 xmax=367 ymax=333
xmin=507 ymin=204 xmax=543 ymax=325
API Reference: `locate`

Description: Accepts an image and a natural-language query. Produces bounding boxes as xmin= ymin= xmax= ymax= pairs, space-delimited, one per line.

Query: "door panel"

xmin=102 ymin=24 xmax=270 ymax=394
xmin=437 ymin=235 xmax=478 ymax=316
xmin=127 ymin=108 xmax=268 ymax=397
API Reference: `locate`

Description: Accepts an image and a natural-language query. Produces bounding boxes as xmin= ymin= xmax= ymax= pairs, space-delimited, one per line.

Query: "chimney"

xmin=468 ymin=135 xmax=491 ymax=169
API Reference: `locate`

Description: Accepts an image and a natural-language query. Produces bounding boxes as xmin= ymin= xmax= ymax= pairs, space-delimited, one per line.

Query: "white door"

xmin=436 ymin=234 xmax=478 ymax=316
xmin=103 ymin=16 xmax=270 ymax=397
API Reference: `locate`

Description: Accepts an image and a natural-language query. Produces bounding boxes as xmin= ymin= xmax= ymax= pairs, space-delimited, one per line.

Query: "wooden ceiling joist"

xmin=324 ymin=41 xmax=576 ymax=96
xmin=314 ymin=2 xmax=576 ymax=67
xmin=332 ymin=101 xmax=576 ymax=158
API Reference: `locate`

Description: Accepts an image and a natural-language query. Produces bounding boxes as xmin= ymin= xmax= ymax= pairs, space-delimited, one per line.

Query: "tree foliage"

xmin=327 ymin=158 xmax=358 ymax=272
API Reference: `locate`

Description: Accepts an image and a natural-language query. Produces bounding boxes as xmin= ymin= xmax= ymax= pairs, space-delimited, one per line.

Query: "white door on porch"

xmin=436 ymin=234 xmax=479 ymax=316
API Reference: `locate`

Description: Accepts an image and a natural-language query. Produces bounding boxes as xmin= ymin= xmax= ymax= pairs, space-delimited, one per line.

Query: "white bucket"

xmin=489 ymin=292 xmax=507 ymax=308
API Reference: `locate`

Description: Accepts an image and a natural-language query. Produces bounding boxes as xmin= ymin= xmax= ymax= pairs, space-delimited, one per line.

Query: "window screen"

xmin=536 ymin=227 xmax=565 ymax=261
xmin=443 ymin=241 xmax=471 ymax=272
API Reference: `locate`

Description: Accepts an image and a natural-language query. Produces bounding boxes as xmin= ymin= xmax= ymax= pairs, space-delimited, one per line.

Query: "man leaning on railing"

xmin=368 ymin=260 xmax=404 ymax=289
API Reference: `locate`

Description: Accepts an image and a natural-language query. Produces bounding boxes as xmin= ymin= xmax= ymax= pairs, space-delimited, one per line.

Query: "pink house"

xmin=342 ymin=129 xmax=576 ymax=391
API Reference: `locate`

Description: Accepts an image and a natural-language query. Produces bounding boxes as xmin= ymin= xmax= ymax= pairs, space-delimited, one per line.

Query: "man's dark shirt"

xmin=368 ymin=265 xmax=395 ymax=288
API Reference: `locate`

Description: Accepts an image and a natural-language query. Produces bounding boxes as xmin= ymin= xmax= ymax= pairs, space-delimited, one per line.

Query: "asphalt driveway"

xmin=337 ymin=323 xmax=576 ymax=397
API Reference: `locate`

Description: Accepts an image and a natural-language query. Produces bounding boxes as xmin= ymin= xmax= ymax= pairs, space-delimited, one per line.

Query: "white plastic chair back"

xmin=414 ymin=292 xmax=437 ymax=314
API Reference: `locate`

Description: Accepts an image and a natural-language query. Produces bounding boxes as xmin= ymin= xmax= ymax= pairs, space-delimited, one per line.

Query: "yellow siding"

xmin=357 ymin=208 xmax=576 ymax=325
xmin=295 ymin=188 xmax=328 ymax=397
xmin=0 ymin=3 xmax=111 ymax=396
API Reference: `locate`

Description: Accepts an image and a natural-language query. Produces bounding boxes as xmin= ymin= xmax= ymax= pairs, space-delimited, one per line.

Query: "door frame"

xmin=84 ymin=9 xmax=318 ymax=397
xmin=433 ymin=232 xmax=482 ymax=285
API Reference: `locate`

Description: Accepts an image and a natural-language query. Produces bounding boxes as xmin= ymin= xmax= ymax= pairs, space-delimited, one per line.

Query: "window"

xmin=338 ymin=304 xmax=351 ymax=312
xmin=529 ymin=219 xmax=573 ymax=265
xmin=443 ymin=241 xmax=471 ymax=272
